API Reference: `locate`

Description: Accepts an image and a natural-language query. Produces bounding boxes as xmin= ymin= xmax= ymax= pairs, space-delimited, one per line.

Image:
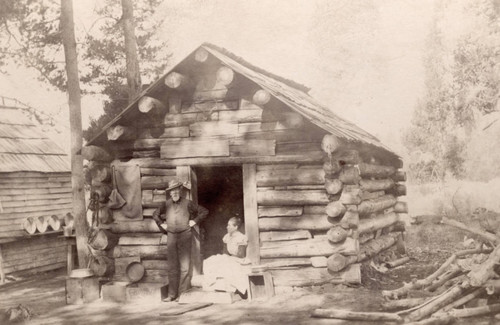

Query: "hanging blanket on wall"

xmin=111 ymin=164 xmax=143 ymax=221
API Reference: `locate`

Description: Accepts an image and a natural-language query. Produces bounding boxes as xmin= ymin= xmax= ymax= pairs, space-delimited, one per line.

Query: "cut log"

xmin=403 ymin=316 xmax=456 ymax=325
xmin=256 ymin=168 xmax=324 ymax=187
xmin=442 ymin=216 xmax=500 ymax=245
xmin=387 ymin=184 xmax=407 ymax=197
xmin=106 ymin=219 xmax=160 ymax=233
xmin=48 ymin=215 xmax=61 ymax=231
xmin=90 ymin=255 xmax=115 ymax=277
xmin=381 ymin=298 xmax=429 ymax=311
xmin=118 ymin=234 xmax=162 ymax=246
xmin=392 ymin=171 xmax=407 ymax=182
xmin=340 ymin=207 xmax=359 ymax=229
xmin=36 ymin=216 xmax=49 ymax=233
xmin=358 ymin=212 xmax=400 ymax=235
xmin=260 ymin=236 xmax=359 ymax=258
xmin=259 ymin=230 xmax=311 ymax=242
xmin=310 ymin=256 xmax=327 ymax=268
xmin=140 ymin=168 xmax=176 ymax=177
xmin=112 ymin=245 xmax=167 ymax=259
xmin=251 ymin=258 xmax=312 ymax=272
xmin=339 ymin=166 xmax=360 ymax=185
xmin=358 ymin=195 xmax=397 ymax=216
xmin=258 ymin=206 xmax=303 ymax=217
xmin=138 ymin=96 xmax=166 ymax=114
xmin=446 ymin=303 xmax=500 ymax=318
xmin=107 ymin=125 xmax=136 ymax=141
xmin=194 ymin=47 xmax=209 ymax=62
xmin=384 ymin=256 xmax=410 ymax=269
xmin=256 ymin=190 xmax=329 ymax=206
xmin=141 ymin=175 xmax=176 ymax=190
xmin=339 ymin=186 xmax=361 ymax=205
xmin=358 ymin=163 xmax=396 ymax=178
xmin=311 ymin=308 xmax=402 ymax=322
xmin=332 ymin=150 xmax=361 ymax=165
xmin=327 ymin=226 xmax=349 ymax=243
xmin=359 ymin=179 xmax=394 ymax=192
xmin=164 ymin=72 xmax=189 ymax=89
xmin=259 ymin=215 xmax=331 ymax=231
xmin=271 ymin=264 xmax=360 ymax=286
xmin=216 ymin=66 xmax=234 ymax=85
xmin=394 ymin=201 xmax=408 ymax=213
xmin=361 ymin=190 xmax=385 ymax=201
xmin=252 ymin=89 xmax=271 ymax=106
xmin=23 ymin=217 xmax=38 ymax=234
xmin=325 ymin=201 xmax=346 ymax=218
xmin=321 ymin=135 xmax=340 ymax=155
xmin=81 ymin=145 xmax=113 ymax=162
xmin=323 ymin=160 xmax=341 ymax=176
xmin=325 ymin=178 xmax=343 ymax=195
xmin=426 ymin=266 xmax=464 ymax=292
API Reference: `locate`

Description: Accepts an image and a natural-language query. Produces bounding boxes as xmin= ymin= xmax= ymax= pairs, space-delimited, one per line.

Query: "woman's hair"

xmin=228 ymin=217 xmax=242 ymax=229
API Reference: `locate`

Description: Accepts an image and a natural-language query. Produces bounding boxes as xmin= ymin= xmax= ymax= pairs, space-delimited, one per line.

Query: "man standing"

xmin=152 ymin=178 xmax=208 ymax=302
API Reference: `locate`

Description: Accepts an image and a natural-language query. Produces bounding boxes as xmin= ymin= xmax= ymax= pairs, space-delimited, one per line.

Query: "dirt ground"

xmin=0 ymin=222 xmax=498 ymax=325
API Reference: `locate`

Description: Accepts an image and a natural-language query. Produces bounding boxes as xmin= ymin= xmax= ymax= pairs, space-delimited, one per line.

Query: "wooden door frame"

xmin=243 ymin=164 xmax=260 ymax=265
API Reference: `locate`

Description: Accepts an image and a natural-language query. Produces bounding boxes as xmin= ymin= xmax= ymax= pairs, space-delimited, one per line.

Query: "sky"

xmin=0 ymin=0 xmax=435 ymax=154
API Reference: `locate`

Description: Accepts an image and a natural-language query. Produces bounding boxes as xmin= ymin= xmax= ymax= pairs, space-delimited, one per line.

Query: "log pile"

xmin=312 ymin=216 xmax=500 ymax=323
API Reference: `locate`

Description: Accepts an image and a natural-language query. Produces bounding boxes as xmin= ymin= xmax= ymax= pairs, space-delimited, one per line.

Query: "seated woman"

xmin=202 ymin=217 xmax=250 ymax=295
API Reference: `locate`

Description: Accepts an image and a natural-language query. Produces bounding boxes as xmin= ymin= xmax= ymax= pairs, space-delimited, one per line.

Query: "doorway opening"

xmin=195 ymin=166 xmax=244 ymax=260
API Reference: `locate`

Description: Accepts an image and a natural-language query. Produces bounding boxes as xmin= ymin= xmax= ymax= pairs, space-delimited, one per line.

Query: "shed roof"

xmin=88 ymin=43 xmax=398 ymax=157
xmin=0 ymin=105 xmax=70 ymax=173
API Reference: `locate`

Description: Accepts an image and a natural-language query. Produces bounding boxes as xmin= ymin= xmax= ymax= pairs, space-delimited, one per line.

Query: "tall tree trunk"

xmin=121 ymin=0 xmax=141 ymax=103
xmin=61 ymin=0 xmax=89 ymax=268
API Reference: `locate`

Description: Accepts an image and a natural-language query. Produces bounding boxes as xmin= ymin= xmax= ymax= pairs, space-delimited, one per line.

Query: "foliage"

xmin=0 ymin=0 xmax=171 ymax=140
xmin=404 ymin=0 xmax=500 ymax=183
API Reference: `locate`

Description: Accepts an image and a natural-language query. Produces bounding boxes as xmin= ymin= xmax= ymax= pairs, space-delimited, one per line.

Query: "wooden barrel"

xmin=126 ymin=261 xmax=145 ymax=282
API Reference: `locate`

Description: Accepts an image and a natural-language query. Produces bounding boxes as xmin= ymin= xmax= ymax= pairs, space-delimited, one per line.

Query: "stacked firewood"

xmin=312 ymin=216 xmax=500 ymax=323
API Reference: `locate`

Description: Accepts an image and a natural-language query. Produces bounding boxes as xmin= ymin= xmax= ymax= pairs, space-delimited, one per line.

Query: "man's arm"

xmin=152 ymin=202 xmax=166 ymax=223
xmin=188 ymin=201 xmax=208 ymax=225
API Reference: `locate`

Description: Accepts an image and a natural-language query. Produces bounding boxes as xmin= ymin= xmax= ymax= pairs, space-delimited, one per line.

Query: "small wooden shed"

xmin=0 ymin=99 xmax=72 ymax=282
xmin=86 ymin=44 xmax=407 ymax=289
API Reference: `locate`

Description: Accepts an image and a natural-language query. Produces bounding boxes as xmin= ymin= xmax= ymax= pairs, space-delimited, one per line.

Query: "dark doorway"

xmin=195 ymin=166 xmax=244 ymax=259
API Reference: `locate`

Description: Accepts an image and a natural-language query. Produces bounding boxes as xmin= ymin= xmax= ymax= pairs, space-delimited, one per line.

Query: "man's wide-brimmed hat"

xmin=165 ymin=178 xmax=190 ymax=191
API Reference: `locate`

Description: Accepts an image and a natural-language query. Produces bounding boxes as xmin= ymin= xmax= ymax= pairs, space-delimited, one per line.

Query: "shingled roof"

xmin=88 ymin=44 xmax=397 ymax=156
xmin=0 ymin=101 xmax=70 ymax=173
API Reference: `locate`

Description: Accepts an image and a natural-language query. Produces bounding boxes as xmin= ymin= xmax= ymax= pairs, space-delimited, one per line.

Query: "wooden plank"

xmin=0 ymin=172 xmax=69 ymax=178
xmin=258 ymin=206 xmax=303 ymax=217
xmin=118 ymin=234 xmax=162 ymax=246
xmin=303 ymin=205 xmax=327 ymax=214
xmin=0 ymin=208 xmax=72 ymax=221
xmin=257 ymin=164 xmax=298 ymax=171
xmin=142 ymin=269 xmax=168 ymax=283
xmin=229 ymin=139 xmax=276 ymax=157
xmin=218 ymin=108 xmax=263 ymax=123
xmin=0 ymin=188 xmax=71 ymax=196
xmin=107 ymin=219 xmax=160 ymax=233
xmin=260 ymin=230 xmax=312 ymax=242
xmin=276 ymin=142 xmax=322 ymax=155
xmin=256 ymin=168 xmax=324 ymax=187
xmin=1 ymin=197 xmax=72 ymax=208
xmin=189 ymin=121 xmax=238 ymax=137
xmin=256 ymin=190 xmax=329 ymax=206
xmin=0 ymin=192 xmax=72 ymax=202
xmin=0 ymin=182 xmax=72 ymax=189
xmin=238 ymin=122 xmax=296 ymax=134
xmin=0 ymin=245 xmax=4 ymax=283
xmin=161 ymin=139 xmax=229 ymax=159
xmin=0 ymin=203 xmax=73 ymax=214
xmin=243 ymin=164 xmax=260 ymax=265
xmin=259 ymin=215 xmax=331 ymax=231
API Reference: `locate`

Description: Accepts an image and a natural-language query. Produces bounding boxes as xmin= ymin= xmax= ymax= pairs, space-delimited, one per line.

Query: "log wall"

xmin=0 ymin=172 xmax=72 ymax=277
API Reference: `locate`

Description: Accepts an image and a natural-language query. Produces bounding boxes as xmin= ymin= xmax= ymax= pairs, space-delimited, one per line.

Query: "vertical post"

xmin=177 ymin=166 xmax=202 ymax=275
xmin=243 ymin=164 xmax=260 ymax=264
xmin=0 ymin=245 xmax=5 ymax=284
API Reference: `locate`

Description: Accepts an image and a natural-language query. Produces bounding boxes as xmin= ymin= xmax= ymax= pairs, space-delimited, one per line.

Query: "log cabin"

xmin=85 ymin=43 xmax=408 ymax=291
xmin=0 ymin=98 xmax=72 ymax=283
